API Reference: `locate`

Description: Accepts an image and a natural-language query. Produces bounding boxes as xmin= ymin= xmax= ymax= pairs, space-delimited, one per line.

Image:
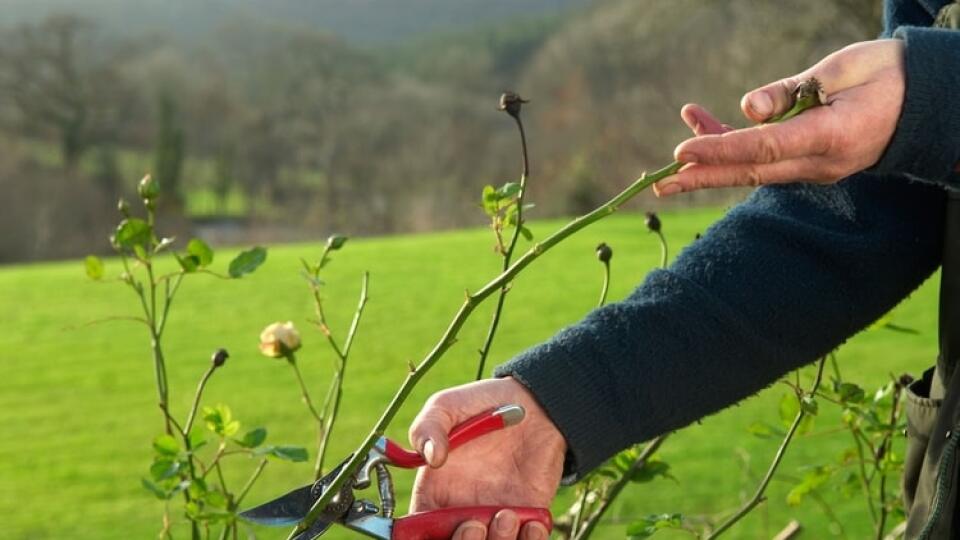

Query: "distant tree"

xmin=153 ymin=93 xmax=185 ymax=203
xmin=0 ymin=15 xmax=135 ymax=171
xmin=213 ymin=144 xmax=235 ymax=214
xmin=92 ymin=144 xmax=122 ymax=199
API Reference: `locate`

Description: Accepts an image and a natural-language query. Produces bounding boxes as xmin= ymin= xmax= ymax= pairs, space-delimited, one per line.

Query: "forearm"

xmin=872 ymin=0 xmax=960 ymax=184
xmin=496 ymin=174 xmax=944 ymax=480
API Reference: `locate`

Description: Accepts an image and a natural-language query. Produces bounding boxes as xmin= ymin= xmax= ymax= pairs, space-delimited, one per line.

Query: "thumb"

xmin=740 ymin=75 xmax=802 ymax=123
xmin=408 ymin=393 xmax=463 ymax=468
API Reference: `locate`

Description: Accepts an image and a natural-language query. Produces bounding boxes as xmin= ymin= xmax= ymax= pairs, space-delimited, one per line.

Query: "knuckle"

xmin=744 ymin=166 xmax=764 ymax=187
xmin=754 ymin=132 xmax=781 ymax=164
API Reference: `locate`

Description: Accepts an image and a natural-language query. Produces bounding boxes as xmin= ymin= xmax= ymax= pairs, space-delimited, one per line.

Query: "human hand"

xmin=408 ymin=377 xmax=565 ymax=540
xmin=654 ymin=39 xmax=905 ymax=196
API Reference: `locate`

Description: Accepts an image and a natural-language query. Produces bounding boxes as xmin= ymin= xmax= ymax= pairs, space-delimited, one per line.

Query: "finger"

xmin=741 ymin=75 xmax=803 ymax=123
xmin=740 ymin=40 xmax=893 ymax=123
xmin=520 ymin=521 xmax=550 ymax=540
xmin=452 ymin=520 xmax=487 ymax=540
xmin=655 ymin=156 xmax=830 ymax=195
xmin=674 ymin=106 xmax=835 ymax=166
xmin=408 ymin=394 xmax=460 ymax=468
xmin=680 ymin=104 xmax=732 ymax=136
xmin=489 ymin=510 xmax=520 ymax=540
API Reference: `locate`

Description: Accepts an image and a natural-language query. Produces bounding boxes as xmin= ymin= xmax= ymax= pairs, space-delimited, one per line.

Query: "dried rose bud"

xmin=211 ymin=348 xmax=229 ymax=368
xmin=498 ymin=92 xmax=528 ymax=118
xmin=645 ymin=212 xmax=661 ymax=233
xmin=258 ymin=321 xmax=301 ymax=359
xmin=595 ymin=243 xmax=612 ymax=264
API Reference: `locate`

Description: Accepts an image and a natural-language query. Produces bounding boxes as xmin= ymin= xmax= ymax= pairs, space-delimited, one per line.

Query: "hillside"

xmin=0 ymin=0 xmax=882 ymax=262
xmin=0 ymin=0 xmax=592 ymax=43
xmin=0 ymin=208 xmax=939 ymax=538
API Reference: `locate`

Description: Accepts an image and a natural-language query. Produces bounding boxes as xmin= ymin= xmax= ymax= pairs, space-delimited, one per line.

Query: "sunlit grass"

xmin=0 ymin=207 xmax=937 ymax=539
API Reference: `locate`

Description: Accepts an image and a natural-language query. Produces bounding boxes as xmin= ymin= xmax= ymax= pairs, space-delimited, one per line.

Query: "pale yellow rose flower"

xmin=258 ymin=321 xmax=301 ymax=358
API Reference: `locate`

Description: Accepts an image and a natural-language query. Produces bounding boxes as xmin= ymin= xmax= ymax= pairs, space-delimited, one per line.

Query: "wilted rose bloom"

xmin=259 ymin=321 xmax=301 ymax=358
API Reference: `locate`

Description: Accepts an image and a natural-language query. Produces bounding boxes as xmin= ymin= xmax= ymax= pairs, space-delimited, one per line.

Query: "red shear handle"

xmin=384 ymin=405 xmax=524 ymax=468
xmin=392 ymin=507 xmax=552 ymax=540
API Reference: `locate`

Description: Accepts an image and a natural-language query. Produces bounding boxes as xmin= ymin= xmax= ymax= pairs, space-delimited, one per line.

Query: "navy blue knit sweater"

xmin=494 ymin=0 xmax=960 ymax=481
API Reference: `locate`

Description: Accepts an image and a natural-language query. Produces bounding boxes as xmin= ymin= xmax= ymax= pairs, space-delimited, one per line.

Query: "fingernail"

xmin=676 ymin=151 xmax=698 ymax=164
xmin=749 ymin=92 xmax=773 ymax=117
xmin=423 ymin=439 xmax=435 ymax=466
xmin=656 ymin=182 xmax=682 ymax=197
xmin=525 ymin=523 xmax=547 ymax=540
xmin=462 ymin=524 xmax=485 ymax=540
xmin=495 ymin=511 xmax=518 ymax=534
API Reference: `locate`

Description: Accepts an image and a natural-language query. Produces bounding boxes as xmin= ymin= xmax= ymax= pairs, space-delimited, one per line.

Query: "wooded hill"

xmin=0 ymin=0 xmax=879 ymax=262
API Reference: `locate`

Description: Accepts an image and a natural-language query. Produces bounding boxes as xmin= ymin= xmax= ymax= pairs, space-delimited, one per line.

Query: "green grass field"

xmin=0 ymin=207 xmax=940 ymax=539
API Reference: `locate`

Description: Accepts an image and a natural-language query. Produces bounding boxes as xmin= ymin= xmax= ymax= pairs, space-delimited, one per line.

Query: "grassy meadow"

xmin=0 ymin=207 xmax=940 ymax=539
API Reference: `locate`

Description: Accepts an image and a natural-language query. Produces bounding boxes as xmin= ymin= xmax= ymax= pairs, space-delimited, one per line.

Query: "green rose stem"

xmin=219 ymin=458 xmax=269 ymax=540
xmin=290 ymin=84 xmax=825 ymax=536
xmin=595 ymin=243 xmax=612 ymax=308
xmin=290 ymin=159 xmax=679 ymax=537
xmin=476 ymin=93 xmax=531 ymax=380
xmin=314 ymin=271 xmax=370 ymax=476
xmin=705 ymin=357 xmax=827 ymax=540
xmin=286 ymin=351 xmax=327 ymax=480
xmin=597 ymin=260 xmax=610 ymax=308
xmin=874 ymin=379 xmax=903 ymax=540
xmin=653 ymin=230 xmax=668 ymax=268
xmin=137 ymin=193 xmax=201 ymax=539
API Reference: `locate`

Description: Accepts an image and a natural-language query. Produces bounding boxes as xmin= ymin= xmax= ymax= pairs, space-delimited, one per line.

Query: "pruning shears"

xmin=239 ymin=404 xmax=553 ymax=539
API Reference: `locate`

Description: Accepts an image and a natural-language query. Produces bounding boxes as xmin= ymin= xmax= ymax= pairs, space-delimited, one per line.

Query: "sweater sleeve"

xmin=869 ymin=25 xmax=960 ymax=186
xmin=494 ymin=174 xmax=944 ymax=480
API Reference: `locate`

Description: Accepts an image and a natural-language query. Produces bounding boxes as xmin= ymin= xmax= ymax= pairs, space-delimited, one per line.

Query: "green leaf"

xmin=150 ymin=458 xmax=181 ymax=481
xmin=481 ymin=185 xmax=499 ymax=216
xmin=234 ymin=427 xmax=267 ymax=449
xmin=187 ymin=238 xmax=214 ymax=267
xmin=835 ymin=382 xmax=865 ymax=404
xmin=256 ymin=445 xmax=308 ymax=462
xmin=187 ymin=477 xmax=209 ymax=499
xmin=779 ymin=393 xmax=800 ymax=427
xmin=115 ymin=218 xmax=152 ymax=250
xmin=152 ymin=434 xmax=180 ymax=456
xmin=187 ymin=429 xmax=207 ymax=451
xmin=142 ymin=478 xmax=170 ymax=500
xmin=800 ymin=395 xmax=819 ymax=416
xmin=176 ymin=253 xmax=200 ymax=273
xmin=630 ymin=459 xmax=673 ymax=484
xmin=84 ymin=255 xmax=104 ymax=280
xmin=786 ymin=466 xmax=832 ymax=506
xmin=203 ymin=404 xmax=240 ymax=437
xmin=747 ymin=421 xmax=784 ymax=439
xmin=626 ymin=514 xmax=684 ymax=539
xmin=497 ymin=182 xmax=521 ymax=198
xmin=228 ymin=247 xmax=267 ymax=278
xmin=205 ymin=489 xmax=228 ymax=509
xmin=519 ymin=226 xmax=533 ymax=241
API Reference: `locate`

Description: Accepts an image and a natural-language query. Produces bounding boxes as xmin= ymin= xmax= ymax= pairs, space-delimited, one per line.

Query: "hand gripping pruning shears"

xmin=239 ymin=404 xmax=553 ymax=539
